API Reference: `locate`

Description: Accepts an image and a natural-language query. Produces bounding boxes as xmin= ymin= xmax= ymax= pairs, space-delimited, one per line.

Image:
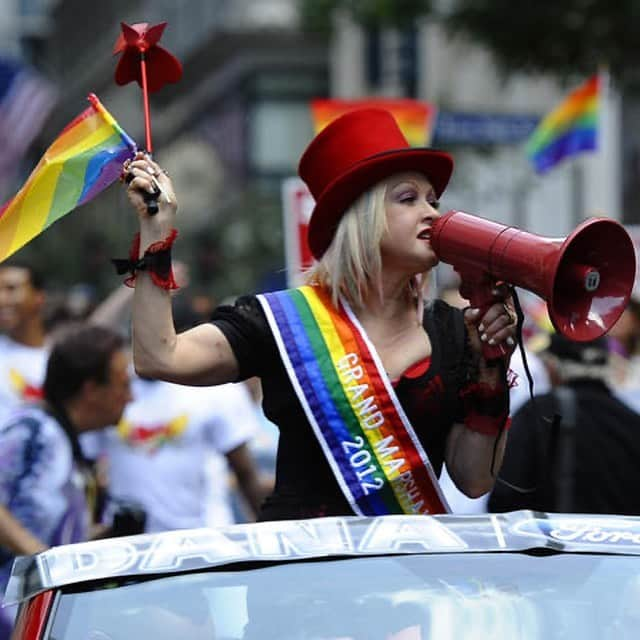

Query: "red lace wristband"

xmin=459 ymin=381 xmax=509 ymax=414
xmin=459 ymin=382 xmax=506 ymax=400
xmin=459 ymin=380 xmax=511 ymax=437
xmin=112 ymin=229 xmax=179 ymax=290
xmin=464 ymin=413 xmax=511 ymax=437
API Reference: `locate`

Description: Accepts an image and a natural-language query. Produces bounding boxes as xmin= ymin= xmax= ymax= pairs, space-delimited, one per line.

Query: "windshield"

xmin=47 ymin=552 xmax=640 ymax=640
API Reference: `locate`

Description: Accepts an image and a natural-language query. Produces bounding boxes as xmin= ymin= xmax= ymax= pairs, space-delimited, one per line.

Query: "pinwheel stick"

xmin=137 ymin=51 xmax=160 ymax=214
xmin=139 ymin=51 xmax=153 ymax=154
xmin=112 ymin=21 xmax=183 ymax=214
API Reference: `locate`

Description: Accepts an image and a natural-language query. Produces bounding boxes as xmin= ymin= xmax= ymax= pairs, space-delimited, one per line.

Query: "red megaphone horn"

xmin=430 ymin=210 xmax=636 ymax=360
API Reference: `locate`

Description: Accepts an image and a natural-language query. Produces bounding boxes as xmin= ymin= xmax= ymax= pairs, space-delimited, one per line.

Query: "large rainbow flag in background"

xmin=0 ymin=93 xmax=136 ymax=262
xmin=310 ymin=98 xmax=437 ymax=147
xmin=525 ymin=75 xmax=600 ymax=175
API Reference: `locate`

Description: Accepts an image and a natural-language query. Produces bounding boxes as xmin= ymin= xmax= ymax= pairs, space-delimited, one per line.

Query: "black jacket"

xmin=489 ymin=379 xmax=640 ymax=515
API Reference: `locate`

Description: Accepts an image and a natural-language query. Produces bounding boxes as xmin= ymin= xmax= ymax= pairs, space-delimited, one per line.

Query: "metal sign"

xmin=434 ymin=112 xmax=540 ymax=145
xmin=281 ymin=176 xmax=314 ymax=287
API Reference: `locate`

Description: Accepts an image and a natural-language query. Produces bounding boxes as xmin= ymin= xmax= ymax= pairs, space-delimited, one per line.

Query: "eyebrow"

xmin=391 ymin=180 xmax=419 ymax=191
xmin=390 ymin=180 xmax=436 ymax=195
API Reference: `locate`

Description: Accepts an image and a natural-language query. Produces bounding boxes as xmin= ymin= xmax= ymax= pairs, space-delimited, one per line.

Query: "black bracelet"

xmin=111 ymin=230 xmax=179 ymax=289
xmin=112 ymin=248 xmax=172 ymax=279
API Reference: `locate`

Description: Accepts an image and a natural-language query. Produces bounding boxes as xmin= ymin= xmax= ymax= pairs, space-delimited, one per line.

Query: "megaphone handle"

xmin=457 ymin=270 xmax=509 ymax=362
xmin=480 ymin=336 xmax=509 ymax=361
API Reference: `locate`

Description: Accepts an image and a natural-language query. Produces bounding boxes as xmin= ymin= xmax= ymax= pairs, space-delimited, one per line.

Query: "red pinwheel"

xmin=112 ymin=21 xmax=182 ymax=153
xmin=113 ymin=22 xmax=182 ymax=93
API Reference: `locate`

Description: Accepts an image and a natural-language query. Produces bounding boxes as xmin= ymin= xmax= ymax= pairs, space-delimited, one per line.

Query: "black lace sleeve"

xmin=210 ymin=295 xmax=277 ymax=381
xmin=423 ymin=299 xmax=467 ymax=423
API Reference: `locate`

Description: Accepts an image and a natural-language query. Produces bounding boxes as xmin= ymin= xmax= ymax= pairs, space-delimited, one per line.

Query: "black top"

xmin=489 ymin=379 xmax=640 ymax=515
xmin=211 ymin=295 xmax=471 ymax=520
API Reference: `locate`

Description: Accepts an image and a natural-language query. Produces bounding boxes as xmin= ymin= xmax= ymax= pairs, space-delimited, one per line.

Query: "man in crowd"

xmin=0 ymin=260 xmax=49 ymax=421
xmin=96 ymin=374 xmax=268 ymax=532
xmin=606 ymin=296 xmax=640 ymax=411
xmin=86 ymin=274 xmax=271 ymax=530
xmin=0 ymin=324 xmax=132 ymax=639
xmin=489 ymin=334 xmax=640 ymax=514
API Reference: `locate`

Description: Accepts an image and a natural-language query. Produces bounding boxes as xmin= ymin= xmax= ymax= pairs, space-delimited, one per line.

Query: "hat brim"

xmin=307 ymin=147 xmax=454 ymax=259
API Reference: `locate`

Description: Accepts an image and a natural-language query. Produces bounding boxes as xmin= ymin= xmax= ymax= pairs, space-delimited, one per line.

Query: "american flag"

xmin=0 ymin=58 xmax=57 ymax=184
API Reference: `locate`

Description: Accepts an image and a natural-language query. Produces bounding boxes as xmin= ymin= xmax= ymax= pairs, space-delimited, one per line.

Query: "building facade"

xmin=4 ymin=1 xmax=636 ymax=296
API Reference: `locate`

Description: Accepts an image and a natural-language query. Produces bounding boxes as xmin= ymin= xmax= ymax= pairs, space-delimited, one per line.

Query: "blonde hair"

xmin=304 ymin=180 xmax=430 ymax=313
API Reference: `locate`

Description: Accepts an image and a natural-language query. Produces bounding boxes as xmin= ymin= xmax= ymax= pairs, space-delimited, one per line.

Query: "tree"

xmin=299 ymin=0 xmax=640 ymax=88
xmin=299 ymin=0 xmax=432 ymax=32
xmin=446 ymin=1 xmax=640 ymax=86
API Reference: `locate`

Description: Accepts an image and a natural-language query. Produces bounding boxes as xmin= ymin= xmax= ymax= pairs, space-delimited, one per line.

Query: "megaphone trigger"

xmin=457 ymin=270 xmax=517 ymax=362
xmin=431 ymin=210 xmax=636 ymax=344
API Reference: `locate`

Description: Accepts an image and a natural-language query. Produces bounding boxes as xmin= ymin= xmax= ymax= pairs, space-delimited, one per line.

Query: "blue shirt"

xmin=0 ymin=406 xmax=88 ymax=636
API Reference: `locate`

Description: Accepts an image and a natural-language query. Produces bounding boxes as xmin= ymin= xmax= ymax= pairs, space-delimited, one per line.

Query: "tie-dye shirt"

xmin=0 ymin=406 xmax=88 ymax=635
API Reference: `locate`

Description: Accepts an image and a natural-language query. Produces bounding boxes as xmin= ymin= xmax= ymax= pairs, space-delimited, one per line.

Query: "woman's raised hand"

xmin=123 ymin=151 xmax=177 ymax=223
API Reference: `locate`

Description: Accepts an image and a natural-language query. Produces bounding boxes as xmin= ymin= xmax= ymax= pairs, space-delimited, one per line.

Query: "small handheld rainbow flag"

xmin=526 ymin=75 xmax=599 ymax=175
xmin=310 ymin=98 xmax=437 ymax=147
xmin=0 ymin=93 xmax=136 ymax=262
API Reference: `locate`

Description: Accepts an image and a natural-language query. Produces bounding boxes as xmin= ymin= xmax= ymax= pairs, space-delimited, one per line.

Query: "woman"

xmin=122 ymin=108 xmax=517 ymax=520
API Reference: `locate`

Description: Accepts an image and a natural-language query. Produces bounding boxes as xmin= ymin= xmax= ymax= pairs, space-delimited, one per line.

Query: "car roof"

xmin=6 ymin=510 xmax=640 ymax=605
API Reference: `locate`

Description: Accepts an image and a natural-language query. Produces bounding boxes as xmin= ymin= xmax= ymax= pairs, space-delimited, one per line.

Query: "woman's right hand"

xmin=123 ymin=151 xmax=177 ymax=226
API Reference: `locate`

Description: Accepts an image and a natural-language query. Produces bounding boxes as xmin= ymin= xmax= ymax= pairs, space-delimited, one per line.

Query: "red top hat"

xmin=299 ymin=108 xmax=454 ymax=259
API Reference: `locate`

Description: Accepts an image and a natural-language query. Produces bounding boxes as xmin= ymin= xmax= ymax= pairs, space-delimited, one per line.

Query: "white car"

xmin=6 ymin=510 xmax=640 ymax=639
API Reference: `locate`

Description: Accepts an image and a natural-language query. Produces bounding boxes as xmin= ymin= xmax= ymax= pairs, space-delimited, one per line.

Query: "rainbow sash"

xmin=257 ymin=286 xmax=450 ymax=516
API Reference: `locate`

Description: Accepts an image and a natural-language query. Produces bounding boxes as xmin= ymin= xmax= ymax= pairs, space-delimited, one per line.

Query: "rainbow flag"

xmin=258 ymin=285 xmax=450 ymax=516
xmin=526 ymin=75 xmax=599 ymax=174
xmin=0 ymin=93 xmax=136 ymax=262
xmin=310 ymin=98 xmax=437 ymax=147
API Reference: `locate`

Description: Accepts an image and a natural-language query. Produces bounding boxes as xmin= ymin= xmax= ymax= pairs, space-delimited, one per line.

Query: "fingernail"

xmin=478 ymin=323 xmax=485 ymax=332
xmin=488 ymin=338 xmax=496 ymax=345
xmin=480 ymin=333 xmax=487 ymax=342
xmin=469 ymin=308 xmax=480 ymax=317
xmin=507 ymin=336 xmax=515 ymax=346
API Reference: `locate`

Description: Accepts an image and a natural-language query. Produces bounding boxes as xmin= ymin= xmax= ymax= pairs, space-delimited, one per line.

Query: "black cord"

xmin=491 ymin=287 xmax=550 ymax=495
xmin=489 ymin=286 xmax=532 ymax=476
xmin=511 ymin=287 xmax=536 ymax=403
xmin=490 ymin=391 xmax=508 ymax=476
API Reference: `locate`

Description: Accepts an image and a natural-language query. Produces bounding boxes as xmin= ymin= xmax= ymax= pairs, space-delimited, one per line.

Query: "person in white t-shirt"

xmin=0 ymin=260 xmax=49 ymax=422
xmin=93 ymin=374 xmax=267 ymax=532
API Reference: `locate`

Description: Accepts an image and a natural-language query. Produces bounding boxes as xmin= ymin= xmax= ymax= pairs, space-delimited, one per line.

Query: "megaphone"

xmin=430 ymin=210 xmax=636 ymax=360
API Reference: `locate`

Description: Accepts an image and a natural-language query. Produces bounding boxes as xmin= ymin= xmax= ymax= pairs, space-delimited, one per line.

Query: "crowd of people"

xmin=0 ymin=259 xmax=276 ymax=636
xmin=1 ymin=107 xmax=640 ymax=637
